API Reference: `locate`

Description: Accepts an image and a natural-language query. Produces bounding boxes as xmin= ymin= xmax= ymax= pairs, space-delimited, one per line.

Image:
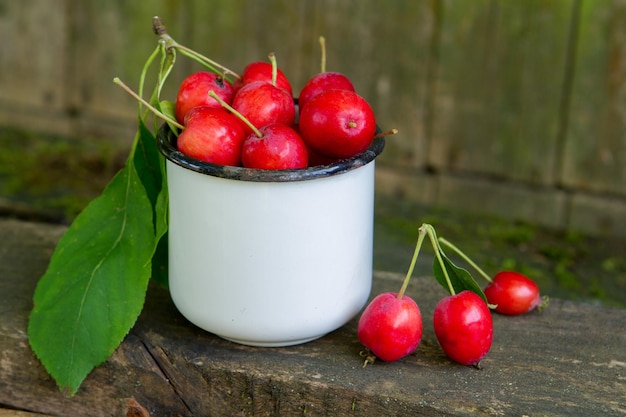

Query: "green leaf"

xmin=134 ymin=120 xmax=169 ymax=287
xmin=28 ymin=140 xmax=155 ymax=396
xmin=159 ymin=100 xmax=179 ymax=134
xmin=135 ymin=120 xmax=164 ymax=215
xmin=151 ymin=232 xmax=169 ymax=288
xmin=433 ymin=250 xmax=488 ymax=303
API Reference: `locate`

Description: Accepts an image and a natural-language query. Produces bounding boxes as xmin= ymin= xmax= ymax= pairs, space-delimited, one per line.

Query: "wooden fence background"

xmin=1 ymin=0 xmax=625 ymax=237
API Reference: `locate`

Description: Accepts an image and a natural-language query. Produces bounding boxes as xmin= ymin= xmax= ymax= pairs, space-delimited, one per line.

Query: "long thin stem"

xmin=372 ymin=129 xmax=398 ymax=140
xmin=113 ymin=77 xmax=184 ymax=130
xmin=268 ymin=52 xmax=277 ymax=86
xmin=438 ymin=237 xmax=492 ymax=283
xmin=137 ymin=44 xmax=162 ymax=120
xmin=319 ymin=36 xmax=326 ymax=73
xmin=397 ymin=227 xmax=427 ymax=299
xmin=156 ymin=42 xmax=176 ymax=102
xmin=208 ymin=91 xmax=262 ymax=138
xmin=153 ymin=16 xmax=240 ymax=80
xmin=424 ymin=225 xmax=456 ymax=295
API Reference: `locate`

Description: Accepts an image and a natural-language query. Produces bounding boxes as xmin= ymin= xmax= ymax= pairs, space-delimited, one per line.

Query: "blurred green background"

xmin=0 ymin=0 xmax=625 ymax=307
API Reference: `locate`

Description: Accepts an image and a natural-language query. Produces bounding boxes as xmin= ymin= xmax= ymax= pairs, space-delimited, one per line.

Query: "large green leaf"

xmin=135 ymin=120 xmax=169 ymax=287
xmin=134 ymin=120 xmax=164 ymax=213
xmin=28 ymin=141 xmax=155 ymax=396
xmin=432 ymin=250 xmax=488 ymax=303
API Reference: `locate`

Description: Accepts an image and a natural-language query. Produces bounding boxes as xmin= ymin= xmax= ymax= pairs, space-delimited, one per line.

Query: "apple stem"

xmin=152 ymin=16 xmax=241 ymax=81
xmin=208 ymin=90 xmax=263 ymax=138
xmin=372 ymin=128 xmax=398 ymax=140
xmin=268 ymin=52 xmax=278 ymax=87
xmin=438 ymin=237 xmax=493 ymax=283
xmin=397 ymin=227 xmax=427 ymax=299
xmin=422 ymin=224 xmax=456 ymax=295
xmin=319 ymin=35 xmax=327 ymax=73
xmin=113 ymin=77 xmax=184 ymax=130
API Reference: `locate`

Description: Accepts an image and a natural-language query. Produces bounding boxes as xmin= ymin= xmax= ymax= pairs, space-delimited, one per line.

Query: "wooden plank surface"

xmin=1 ymin=218 xmax=625 ymax=416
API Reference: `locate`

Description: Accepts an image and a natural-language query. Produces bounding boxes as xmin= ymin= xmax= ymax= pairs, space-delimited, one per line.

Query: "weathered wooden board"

xmin=63 ymin=1 xmax=188 ymax=142
xmin=561 ymin=0 xmax=626 ymax=195
xmin=429 ymin=0 xmax=572 ymax=185
xmin=3 ymin=0 xmax=626 ymax=237
xmin=0 ymin=0 xmax=72 ymax=134
xmin=1 ymin=218 xmax=625 ymax=416
xmin=0 ymin=0 xmax=67 ymax=109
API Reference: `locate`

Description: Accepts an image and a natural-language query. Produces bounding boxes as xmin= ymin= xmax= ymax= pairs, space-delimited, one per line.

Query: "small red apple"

xmin=232 ymin=81 xmax=296 ymax=135
xmin=357 ymin=292 xmax=423 ymax=363
xmin=175 ymin=72 xmax=235 ymax=124
xmin=240 ymin=60 xmax=293 ymax=95
xmin=484 ymin=271 xmax=542 ymax=315
xmin=241 ymin=123 xmax=308 ymax=170
xmin=176 ymin=106 xmax=246 ymax=166
xmin=433 ymin=290 xmax=493 ymax=366
xmin=298 ymin=35 xmax=356 ymax=112
xmin=299 ymin=89 xmax=376 ymax=159
xmin=298 ymin=72 xmax=355 ymax=113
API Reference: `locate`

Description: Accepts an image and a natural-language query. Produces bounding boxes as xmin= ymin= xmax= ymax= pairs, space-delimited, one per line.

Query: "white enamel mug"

xmin=158 ymin=125 xmax=385 ymax=347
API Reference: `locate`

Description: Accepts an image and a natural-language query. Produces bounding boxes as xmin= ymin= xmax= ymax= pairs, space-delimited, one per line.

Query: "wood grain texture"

xmin=2 ymin=218 xmax=625 ymax=416
xmin=562 ymin=0 xmax=626 ymax=195
xmin=429 ymin=0 xmax=571 ymax=184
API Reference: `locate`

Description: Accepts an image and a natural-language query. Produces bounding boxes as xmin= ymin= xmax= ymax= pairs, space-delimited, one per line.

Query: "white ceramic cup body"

xmin=166 ymin=160 xmax=376 ymax=346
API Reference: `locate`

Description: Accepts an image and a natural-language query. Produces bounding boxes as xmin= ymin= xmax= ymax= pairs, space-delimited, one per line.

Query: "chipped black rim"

xmin=157 ymin=123 xmax=385 ymax=183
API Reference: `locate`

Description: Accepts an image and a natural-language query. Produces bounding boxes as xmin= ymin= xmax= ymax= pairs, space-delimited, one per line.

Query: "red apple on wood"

xmin=358 ymin=292 xmax=423 ymax=363
xmin=433 ymin=290 xmax=493 ymax=366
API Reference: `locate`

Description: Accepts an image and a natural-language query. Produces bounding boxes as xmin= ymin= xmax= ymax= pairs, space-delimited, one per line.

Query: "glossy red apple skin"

xmin=484 ymin=271 xmax=541 ymax=315
xmin=299 ymin=89 xmax=376 ymax=159
xmin=175 ymin=72 xmax=235 ymax=124
xmin=241 ymin=124 xmax=308 ymax=170
xmin=298 ymin=72 xmax=355 ymax=113
xmin=232 ymin=81 xmax=296 ymax=135
xmin=176 ymin=107 xmax=246 ymax=167
xmin=357 ymin=292 xmax=423 ymax=362
xmin=433 ymin=290 xmax=493 ymax=366
xmin=240 ymin=61 xmax=293 ymax=95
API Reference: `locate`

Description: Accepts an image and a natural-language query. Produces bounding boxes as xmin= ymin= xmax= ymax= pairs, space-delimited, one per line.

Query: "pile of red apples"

xmin=175 ymin=53 xmax=377 ymax=170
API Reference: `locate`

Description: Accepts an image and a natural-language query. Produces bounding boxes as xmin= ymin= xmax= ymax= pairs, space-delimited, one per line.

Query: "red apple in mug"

xmin=240 ymin=61 xmax=293 ymax=95
xmin=232 ymin=81 xmax=296 ymax=135
xmin=241 ymin=123 xmax=308 ymax=170
xmin=176 ymin=107 xmax=246 ymax=166
xmin=298 ymin=72 xmax=355 ymax=113
xmin=175 ymin=72 xmax=235 ymax=124
xmin=298 ymin=35 xmax=356 ymax=113
xmin=299 ymin=89 xmax=376 ymax=159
